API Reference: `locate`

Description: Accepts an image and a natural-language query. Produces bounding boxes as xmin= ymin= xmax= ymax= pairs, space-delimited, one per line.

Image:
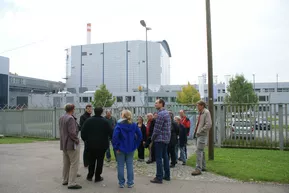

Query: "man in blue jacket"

xmin=150 ymin=98 xmax=171 ymax=184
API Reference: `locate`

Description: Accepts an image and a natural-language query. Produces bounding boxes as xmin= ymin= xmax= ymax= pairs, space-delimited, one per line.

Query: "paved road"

xmin=0 ymin=141 xmax=288 ymax=193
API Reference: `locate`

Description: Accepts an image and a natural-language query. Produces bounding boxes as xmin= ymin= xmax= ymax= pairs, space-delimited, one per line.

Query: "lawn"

xmin=0 ymin=137 xmax=53 ymax=144
xmin=187 ymin=148 xmax=289 ymax=184
xmin=107 ymin=148 xmax=149 ymax=161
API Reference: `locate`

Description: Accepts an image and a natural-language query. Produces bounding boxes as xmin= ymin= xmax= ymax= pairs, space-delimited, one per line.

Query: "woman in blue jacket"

xmin=112 ymin=110 xmax=142 ymax=188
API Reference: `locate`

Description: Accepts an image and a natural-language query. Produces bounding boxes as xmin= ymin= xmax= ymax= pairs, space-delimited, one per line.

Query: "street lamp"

xmin=140 ymin=20 xmax=152 ymax=107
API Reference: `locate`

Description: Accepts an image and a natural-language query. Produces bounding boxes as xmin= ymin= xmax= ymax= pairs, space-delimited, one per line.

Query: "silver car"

xmin=230 ymin=121 xmax=255 ymax=139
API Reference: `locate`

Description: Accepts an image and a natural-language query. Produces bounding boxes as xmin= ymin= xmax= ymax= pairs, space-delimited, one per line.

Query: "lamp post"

xmin=205 ymin=0 xmax=214 ymax=160
xmin=140 ymin=20 xmax=152 ymax=107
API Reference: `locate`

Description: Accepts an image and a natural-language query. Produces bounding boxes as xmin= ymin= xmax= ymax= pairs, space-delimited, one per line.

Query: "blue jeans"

xmin=180 ymin=146 xmax=186 ymax=163
xmin=116 ymin=151 xmax=134 ymax=186
xmin=155 ymin=142 xmax=170 ymax=181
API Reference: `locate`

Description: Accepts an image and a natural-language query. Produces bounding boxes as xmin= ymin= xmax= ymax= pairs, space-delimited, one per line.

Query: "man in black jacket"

xmin=80 ymin=104 xmax=92 ymax=167
xmin=81 ymin=107 xmax=113 ymax=182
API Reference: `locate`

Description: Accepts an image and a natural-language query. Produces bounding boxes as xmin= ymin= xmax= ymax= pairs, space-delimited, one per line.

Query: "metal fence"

xmin=0 ymin=104 xmax=288 ymax=150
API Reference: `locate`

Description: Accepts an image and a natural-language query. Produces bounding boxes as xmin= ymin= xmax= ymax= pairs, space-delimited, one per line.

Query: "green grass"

xmin=222 ymin=138 xmax=289 ymax=149
xmin=187 ymin=148 xmax=289 ymax=184
xmin=0 ymin=136 xmax=54 ymax=144
xmin=107 ymin=148 xmax=150 ymax=161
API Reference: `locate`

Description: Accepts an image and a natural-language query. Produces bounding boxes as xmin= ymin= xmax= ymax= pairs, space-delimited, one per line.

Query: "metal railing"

xmin=0 ymin=104 xmax=288 ymax=150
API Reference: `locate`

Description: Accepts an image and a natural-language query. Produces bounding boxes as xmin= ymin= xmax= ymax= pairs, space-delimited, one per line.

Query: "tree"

xmin=176 ymin=82 xmax=201 ymax=104
xmin=225 ymin=74 xmax=258 ymax=104
xmin=92 ymin=84 xmax=115 ymax=107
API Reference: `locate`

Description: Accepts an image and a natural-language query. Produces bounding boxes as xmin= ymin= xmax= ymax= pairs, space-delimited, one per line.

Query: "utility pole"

xmin=253 ymin=74 xmax=255 ymax=90
xmin=205 ymin=0 xmax=214 ymax=160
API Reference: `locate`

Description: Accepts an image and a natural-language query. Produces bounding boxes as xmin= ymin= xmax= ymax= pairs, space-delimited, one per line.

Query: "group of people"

xmin=59 ymin=99 xmax=212 ymax=189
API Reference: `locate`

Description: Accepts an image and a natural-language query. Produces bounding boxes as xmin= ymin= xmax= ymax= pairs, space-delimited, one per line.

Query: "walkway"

xmin=0 ymin=141 xmax=288 ymax=193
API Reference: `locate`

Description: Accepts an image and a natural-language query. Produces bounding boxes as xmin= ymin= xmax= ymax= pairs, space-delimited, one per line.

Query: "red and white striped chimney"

xmin=87 ymin=23 xmax=91 ymax=44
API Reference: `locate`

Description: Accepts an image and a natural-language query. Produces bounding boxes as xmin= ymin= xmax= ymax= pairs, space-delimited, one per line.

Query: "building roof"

xmin=158 ymin=40 xmax=172 ymax=57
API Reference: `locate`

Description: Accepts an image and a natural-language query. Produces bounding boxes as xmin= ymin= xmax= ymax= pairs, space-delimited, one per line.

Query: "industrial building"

xmin=27 ymin=81 xmax=289 ymax=109
xmin=0 ymin=56 xmax=65 ymax=108
xmin=65 ymin=40 xmax=171 ymax=93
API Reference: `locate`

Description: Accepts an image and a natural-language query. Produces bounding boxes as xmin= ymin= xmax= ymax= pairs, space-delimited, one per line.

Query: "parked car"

xmin=230 ymin=120 xmax=255 ymax=139
xmin=255 ymin=117 xmax=271 ymax=130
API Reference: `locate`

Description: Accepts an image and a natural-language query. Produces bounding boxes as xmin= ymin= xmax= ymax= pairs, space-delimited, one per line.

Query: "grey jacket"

xmin=196 ymin=108 xmax=212 ymax=137
xmin=59 ymin=113 xmax=79 ymax=151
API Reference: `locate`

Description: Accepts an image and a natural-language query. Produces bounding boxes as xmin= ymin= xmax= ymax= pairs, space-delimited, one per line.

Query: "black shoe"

xmin=95 ymin=177 xmax=104 ymax=182
xmin=150 ymin=178 xmax=162 ymax=184
xmin=202 ymin=168 xmax=207 ymax=172
xmin=182 ymin=162 xmax=186 ymax=166
xmin=178 ymin=158 xmax=181 ymax=161
xmin=77 ymin=174 xmax=81 ymax=177
xmin=170 ymin=164 xmax=175 ymax=168
xmin=86 ymin=177 xmax=93 ymax=181
xmin=146 ymin=160 xmax=153 ymax=164
xmin=68 ymin=184 xmax=82 ymax=189
xmin=163 ymin=177 xmax=171 ymax=181
xmin=62 ymin=182 xmax=68 ymax=186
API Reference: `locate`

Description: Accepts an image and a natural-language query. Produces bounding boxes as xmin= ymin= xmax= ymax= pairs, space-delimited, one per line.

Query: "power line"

xmin=0 ymin=39 xmax=46 ymax=54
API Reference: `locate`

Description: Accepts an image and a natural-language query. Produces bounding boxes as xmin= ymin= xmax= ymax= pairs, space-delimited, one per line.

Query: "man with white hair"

xmin=145 ymin=113 xmax=156 ymax=164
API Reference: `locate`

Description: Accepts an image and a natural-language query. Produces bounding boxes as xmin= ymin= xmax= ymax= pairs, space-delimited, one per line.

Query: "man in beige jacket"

xmin=59 ymin=103 xmax=82 ymax=189
xmin=191 ymin=100 xmax=212 ymax=176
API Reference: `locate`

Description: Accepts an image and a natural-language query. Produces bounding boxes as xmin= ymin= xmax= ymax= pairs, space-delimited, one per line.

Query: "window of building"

xmin=264 ymin=88 xmax=275 ymax=92
xmin=133 ymin=96 xmax=135 ymax=102
xmin=89 ymin=97 xmax=92 ymax=102
xmin=125 ymin=96 xmax=132 ymax=102
xmin=81 ymin=52 xmax=87 ymax=56
xmin=116 ymin=96 xmax=123 ymax=102
xmin=259 ymin=96 xmax=267 ymax=102
xmin=204 ymin=90 xmax=208 ymax=94
xmin=218 ymin=89 xmax=221 ymax=94
xmin=79 ymin=97 xmax=82 ymax=103
xmin=171 ymin=97 xmax=176 ymax=102
xmin=254 ymin=89 xmax=261 ymax=93
xmin=277 ymin=88 xmax=289 ymax=92
xmin=148 ymin=97 xmax=154 ymax=102
xmin=222 ymin=89 xmax=226 ymax=93
xmin=82 ymin=97 xmax=89 ymax=103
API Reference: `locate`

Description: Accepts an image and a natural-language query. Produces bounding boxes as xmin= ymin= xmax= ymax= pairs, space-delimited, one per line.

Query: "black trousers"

xmin=138 ymin=143 xmax=145 ymax=159
xmin=168 ymin=143 xmax=176 ymax=166
xmin=83 ymin=141 xmax=89 ymax=167
xmin=87 ymin=148 xmax=106 ymax=180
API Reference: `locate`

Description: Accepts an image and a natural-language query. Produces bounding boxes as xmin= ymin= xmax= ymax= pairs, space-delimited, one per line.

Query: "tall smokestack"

xmin=87 ymin=23 xmax=91 ymax=44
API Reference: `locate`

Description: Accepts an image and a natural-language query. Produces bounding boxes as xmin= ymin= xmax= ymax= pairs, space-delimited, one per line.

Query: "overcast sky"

xmin=0 ymin=0 xmax=288 ymax=85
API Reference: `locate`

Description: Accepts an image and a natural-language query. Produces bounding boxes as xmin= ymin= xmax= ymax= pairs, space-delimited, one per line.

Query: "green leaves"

xmin=176 ymin=82 xmax=201 ymax=104
xmin=225 ymin=74 xmax=258 ymax=104
xmin=92 ymin=84 xmax=115 ymax=107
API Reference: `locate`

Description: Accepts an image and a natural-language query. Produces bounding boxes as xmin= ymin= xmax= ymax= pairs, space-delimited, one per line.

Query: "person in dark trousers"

xmin=80 ymin=104 xmax=92 ymax=167
xmin=150 ymin=98 xmax=171 ymax=184
xmin=81 ymin=107 xmax=113 ymax=182
xmin=137 ymin=116 xmax=147 ymax=161
xmin=104 ymin=110 xmax=117 ymax=162
xmin=179 ymin=110 xmax=190 ymax=159
xmin=168 ymin=112 xmax=179 ymax=168
xmin=145 ymin=112 xmax=157 ymax=164
xmin=174 ymin=116 xmax=187 ymax=165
